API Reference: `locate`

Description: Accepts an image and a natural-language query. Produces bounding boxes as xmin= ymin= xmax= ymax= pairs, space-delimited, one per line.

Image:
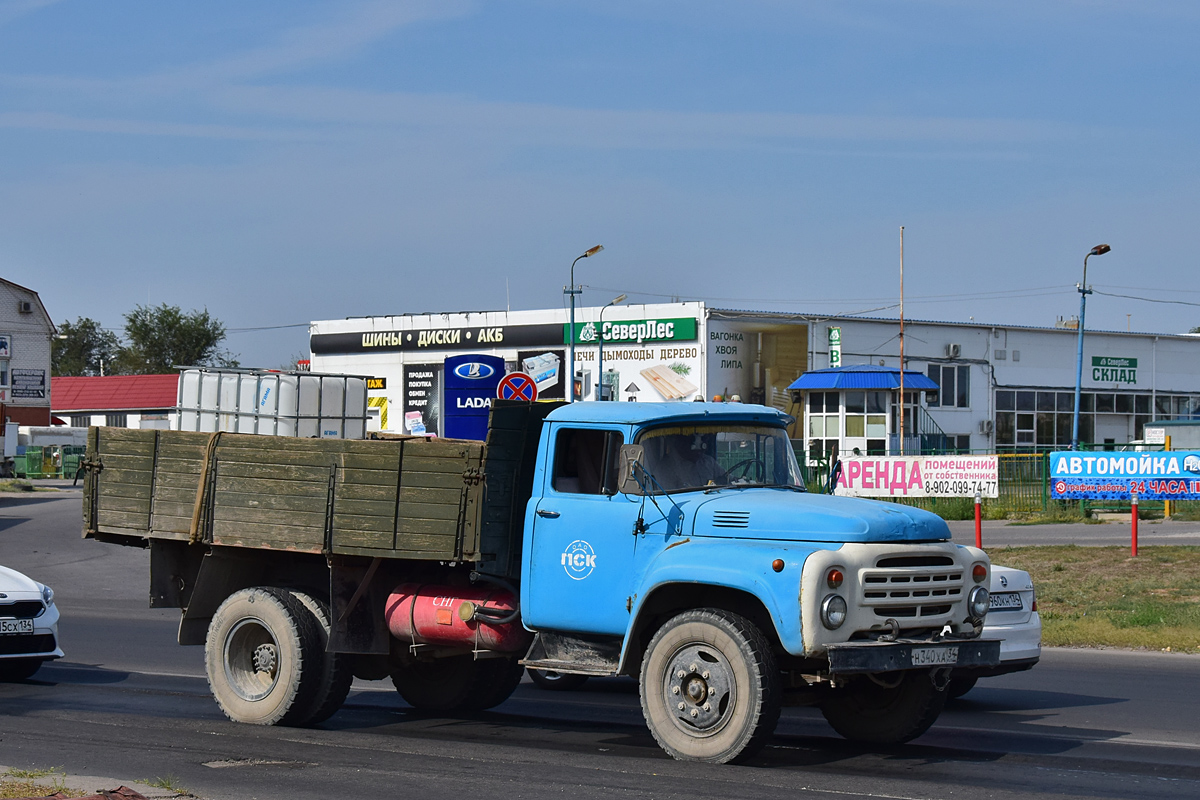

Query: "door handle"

xmin=537 ymin=509 xmax=560 ymax=519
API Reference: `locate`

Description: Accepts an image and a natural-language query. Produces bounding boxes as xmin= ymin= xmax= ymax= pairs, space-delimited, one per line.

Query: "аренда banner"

xmin=1049 ymin=451 xmax=1200 ymax=500
xmin=834 ymin=456 xmax=998 ymax=499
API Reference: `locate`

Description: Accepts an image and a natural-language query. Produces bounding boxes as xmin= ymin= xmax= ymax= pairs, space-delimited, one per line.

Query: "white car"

xmin=948 ymin=564 xmax=1041 ymax=697
xmin=0 ymin=564 xmax=63 ymax=681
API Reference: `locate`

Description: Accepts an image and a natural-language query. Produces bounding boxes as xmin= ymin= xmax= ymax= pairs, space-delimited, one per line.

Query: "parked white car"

xmin=948 ymin=564 xmax=1041 ymax=697
xmin=0 ymin=564 xmax=63 ymax=681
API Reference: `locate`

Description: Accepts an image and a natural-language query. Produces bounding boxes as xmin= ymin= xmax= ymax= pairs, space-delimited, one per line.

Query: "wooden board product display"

xmin=86 ymin=428 xmax=486 ymax=562
xmin=639 ymin=364 xmax=699 ymax=400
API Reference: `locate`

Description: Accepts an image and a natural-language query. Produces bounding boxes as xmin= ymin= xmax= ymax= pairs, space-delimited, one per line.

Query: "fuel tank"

xmin=384 ymin=583 xmax=531 ymax=653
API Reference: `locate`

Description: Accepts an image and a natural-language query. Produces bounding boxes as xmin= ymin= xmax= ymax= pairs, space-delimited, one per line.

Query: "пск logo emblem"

xmin=454 ymin=362 xmax=496 ymax=380
xmin=561 ymin=540 xmax=597 ymax=580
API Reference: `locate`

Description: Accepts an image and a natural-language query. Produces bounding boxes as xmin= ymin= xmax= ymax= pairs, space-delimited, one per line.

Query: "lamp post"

xmin=1071 ymin=243 xmax=1112 ymax=449
xmin=566 ymin=245 xmax=604 ymax=402
xmin=597 ymin=294 xmax=626 ymax=400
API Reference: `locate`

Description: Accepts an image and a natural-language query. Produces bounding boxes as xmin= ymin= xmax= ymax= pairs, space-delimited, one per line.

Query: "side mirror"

xmin=617 ymin=444 xmax=645 ymax=495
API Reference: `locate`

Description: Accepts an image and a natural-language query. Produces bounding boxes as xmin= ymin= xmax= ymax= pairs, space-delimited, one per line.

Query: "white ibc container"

xmin=176 ymin=368 xmax=368 ymax=438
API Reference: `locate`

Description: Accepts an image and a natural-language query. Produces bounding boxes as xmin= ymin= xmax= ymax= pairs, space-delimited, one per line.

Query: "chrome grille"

xmin=861 ymin=561 xmax=963 ymax=620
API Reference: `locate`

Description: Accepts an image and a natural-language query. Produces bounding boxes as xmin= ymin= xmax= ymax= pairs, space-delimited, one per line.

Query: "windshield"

xmin=636 ymin=424 xmax=805 ymax=494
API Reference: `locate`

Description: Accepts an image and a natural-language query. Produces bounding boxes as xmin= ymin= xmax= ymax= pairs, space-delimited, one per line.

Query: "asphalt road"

xmin=3 ymin=489 xmax=1200 ymax=800
xmin=948 ymin=517 xmax=1200 ymax=547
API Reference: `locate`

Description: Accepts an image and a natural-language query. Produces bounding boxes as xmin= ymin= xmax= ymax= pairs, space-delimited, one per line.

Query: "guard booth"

xmin=789 ymin=365 xmax=946 ymax=459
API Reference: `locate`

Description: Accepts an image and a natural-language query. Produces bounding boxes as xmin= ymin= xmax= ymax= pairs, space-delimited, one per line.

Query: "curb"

xmin=0 ymin=766 xmax=198 ymax=800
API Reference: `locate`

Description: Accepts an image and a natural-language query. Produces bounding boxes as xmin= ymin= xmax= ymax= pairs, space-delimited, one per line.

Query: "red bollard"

xmin=1131 ymin=492 xmax=1139 ymax=557
xmin=974 ymin=488 xmax=982 ymax=549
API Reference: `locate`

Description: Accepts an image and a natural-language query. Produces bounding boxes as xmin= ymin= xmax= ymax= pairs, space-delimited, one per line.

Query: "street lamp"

xmin=597 ymin=294 xmax=626 ymax=400
xmin=566 ymin=244 xmax=604 ymax=402
xmin=1071 ymin=243 xmax=1112 ymax=450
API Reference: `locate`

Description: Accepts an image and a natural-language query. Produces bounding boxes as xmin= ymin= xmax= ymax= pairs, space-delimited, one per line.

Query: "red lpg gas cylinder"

xmin=385 ymin=583 xmax=531 ymax=653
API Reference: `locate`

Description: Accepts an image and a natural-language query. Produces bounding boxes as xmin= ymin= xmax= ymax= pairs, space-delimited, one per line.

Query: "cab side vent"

xmin=712 ymin=510 xmax=751 ymax=528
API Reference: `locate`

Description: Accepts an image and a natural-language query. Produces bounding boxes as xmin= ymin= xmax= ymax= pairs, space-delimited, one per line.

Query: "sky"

xmin=2 ymin=0 xmax=1199 ymax=367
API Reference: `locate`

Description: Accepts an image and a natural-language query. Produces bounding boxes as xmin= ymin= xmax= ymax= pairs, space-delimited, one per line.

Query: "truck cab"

xmin=519 ymin=402 xmax=998 ymax=761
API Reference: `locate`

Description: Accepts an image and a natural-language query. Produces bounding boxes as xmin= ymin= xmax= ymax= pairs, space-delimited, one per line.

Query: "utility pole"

xmin=899 ymin=226 xmax=905 ymax=455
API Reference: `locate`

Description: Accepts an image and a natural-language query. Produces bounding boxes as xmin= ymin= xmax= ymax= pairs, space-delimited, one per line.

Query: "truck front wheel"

xmin=819 ymin=670 xmax=947 ymax=744
xmin=640 ymin=609 xmax=781 ymax=763
xmin=205 ymin=587 xmax=322 ymax=726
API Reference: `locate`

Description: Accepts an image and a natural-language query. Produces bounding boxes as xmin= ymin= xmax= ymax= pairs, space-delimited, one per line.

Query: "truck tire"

xmin=0 ymin=658 xmax=43 ymax=682
xmin=289 ymin=591 xmax=354 ymax=725
xmin=946 ymin=675 xmax=978 ymax=699
xmin=819 ymin=670 xmax=947 ymax=744
xmin=639 ymin=609 xmax=781 ymax=764
xmin=462 ymin=657 xmax=526 ymax=710
xmin=205 ymin=587 xmax=322 ymax=726
xmin=390 ymin=655 xmax=480 ymax=711
xmin=528 ymin=669 xmax=590 ymax=691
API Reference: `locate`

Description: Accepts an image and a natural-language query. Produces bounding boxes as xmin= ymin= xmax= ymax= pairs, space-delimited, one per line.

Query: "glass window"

xmin=995 ymin=413 xmax=1015 ymax=445
xmin=70 ymin=415 xmax=90 ymax=428
xmin=1056 ymin=413 xmax=1073 ymax=445
xmin=1037 ymin=413 xmax=1055 ymax=443
xmin=553 ymin=428 xmax=624 ymax=495
xmin=808 ymin=392 xmax=824 ymax=412
xmin=1058 ymin=392 xmax=1075 ymax=412
xmin=1079 ymin=415 xmax=1094 ymax=443
xmin=866 ymin=415 xmax=886 ymax=437
xmin=996 ymin=391 xmax=1014 ymax=411
xmin=926 ymin=365 xmax=941 ymax=406
xmin=105 ymin=413 xmax=128 ymax=428
xmin=1037 ymin=392 xmax=1056 ymax=411
xmin=1155 ymin=396 xmax=1171 ymax=417
xmin=956 ymin=366 xmax=970 ymax=407
xmin=1135 ymin=395 xmax=1150 ymax=414
xmin=1116 ymin=394 xmax=1133 ymax=414
xmin=0 ymin=360 xmax=7 ymax=388
xmin=845 ymin=416 xmax=865 ymax=437
xmin=1017 ymin=413 xmax=1035 ymax=433
xmin=809 ymin=416 xmax=825 ymax=437
xmin=1016 ymin=391 xmax=1035 ymax=411
xmin=1017 ymin=430 xmax=1035 ymax=444
xmin=825 ymin=416 xmax=840 ymax=437
xmin=637 ymin=424 xmax=803 ymax=493
xmin=844 ymin=392 xmax=865 ymax=413
xmin=866 ymin=391 xmax=887 ymax=414
xmin=1081 ymin=393 xmax=1094 ymax=412
xmin=1096 ymin=394 xmax=1115 ymax=413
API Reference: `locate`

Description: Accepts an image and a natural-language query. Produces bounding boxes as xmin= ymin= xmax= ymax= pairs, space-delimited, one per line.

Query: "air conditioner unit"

xmin=17 ymin=300 xmax=32 ymax=314
xmin=978 ymin=419 xmax=993 ymax=436
xmin=945 ymin=343 xmax=961 ymax=358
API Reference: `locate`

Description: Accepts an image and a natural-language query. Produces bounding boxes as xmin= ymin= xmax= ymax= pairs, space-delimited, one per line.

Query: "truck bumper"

xmin=826 ymin=638 xmax=1001 ymax=675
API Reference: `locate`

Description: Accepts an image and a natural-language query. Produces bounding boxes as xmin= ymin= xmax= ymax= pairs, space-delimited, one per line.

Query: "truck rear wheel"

xmin=462 ymin=657 xmax=526 ymax=710
xmin=819 ymin=670 xmax=947 ymax=744
xmin=205 ymin=587 xmax=322 ymax=726
xmin=289 ymin=591 xmax=354 ymax=725
xmin=639 ymin=609 xmax=781 ymax=764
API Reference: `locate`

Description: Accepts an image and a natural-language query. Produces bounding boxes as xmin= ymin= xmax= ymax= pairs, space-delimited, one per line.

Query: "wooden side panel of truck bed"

xmin=84 ymin=427 xmax=484 ymax=561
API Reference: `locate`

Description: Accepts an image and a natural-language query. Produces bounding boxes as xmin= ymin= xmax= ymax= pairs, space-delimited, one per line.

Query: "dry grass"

xmin=986 ymin=545 xmax=1200 ymax=652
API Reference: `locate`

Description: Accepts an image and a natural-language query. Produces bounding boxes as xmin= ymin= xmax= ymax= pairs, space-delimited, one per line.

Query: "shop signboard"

xmin=402 ymin=364 xmax=441 ymax=436
xmin=11 ymin=369 xmax=45 ymax=399
xmin=1091 ymin=356 xmax=1137 ymax=385
xmin=835 ymin=456 xmax=998 ymax=499
xmin=443 ymin=354 xmax=504 ymax=441
xmin=828 ymin=327 xmax=842 ymax=369
xmin=566 ymin=317 xmax=698 ymax=346
xmin=312 ymin=322 xmax=562 ymax=354
xmin=1049 ymin=451 xmax=1200 ymax=500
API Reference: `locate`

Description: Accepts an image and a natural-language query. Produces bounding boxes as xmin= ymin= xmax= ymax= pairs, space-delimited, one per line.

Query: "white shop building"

xmin=309 ymin=304 xmax=1200 ymax=453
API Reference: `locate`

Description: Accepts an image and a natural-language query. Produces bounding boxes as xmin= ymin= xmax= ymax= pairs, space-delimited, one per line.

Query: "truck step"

xmin=520 ymin=631 xmax=622 ymax=676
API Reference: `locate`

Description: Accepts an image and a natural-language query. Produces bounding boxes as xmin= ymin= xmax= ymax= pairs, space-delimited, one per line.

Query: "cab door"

xmin=525 ymin=424 xmax=640 ymax=635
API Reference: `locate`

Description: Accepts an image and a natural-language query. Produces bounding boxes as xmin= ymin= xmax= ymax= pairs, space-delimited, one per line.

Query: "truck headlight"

xmin=968 ymin=586 xmax=989 ymax=623
xmin=821 ymin=594 xmax=847 ymax=630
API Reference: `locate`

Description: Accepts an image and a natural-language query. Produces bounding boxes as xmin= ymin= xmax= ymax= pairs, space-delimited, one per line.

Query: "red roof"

xmin=51 ymin=374 xmax=179 ymax=412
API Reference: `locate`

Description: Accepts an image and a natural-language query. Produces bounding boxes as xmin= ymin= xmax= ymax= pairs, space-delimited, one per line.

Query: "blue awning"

xmin=788 ymin=365 xmax=940 ymax=391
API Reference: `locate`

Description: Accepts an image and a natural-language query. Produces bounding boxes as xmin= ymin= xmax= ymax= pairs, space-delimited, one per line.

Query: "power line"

xmin=1093 ymin=290 xmax=1200 ymax=308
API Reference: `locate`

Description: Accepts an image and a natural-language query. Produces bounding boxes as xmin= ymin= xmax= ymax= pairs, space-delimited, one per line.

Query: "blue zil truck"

xmin=85 ymin=400 xmax=998 ymax=763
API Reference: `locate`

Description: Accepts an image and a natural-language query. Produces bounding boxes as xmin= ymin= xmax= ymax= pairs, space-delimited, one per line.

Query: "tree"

xmin=51 ymin=317 xmax=122 ymax=376
xmin=116 ymin=304 xmax=239 ymax=374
